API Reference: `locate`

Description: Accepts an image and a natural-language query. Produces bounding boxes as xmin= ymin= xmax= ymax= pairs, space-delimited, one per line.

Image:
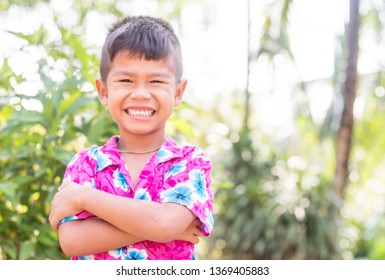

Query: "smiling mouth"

xmin=125 ymin=109 xmax=155 ymax=117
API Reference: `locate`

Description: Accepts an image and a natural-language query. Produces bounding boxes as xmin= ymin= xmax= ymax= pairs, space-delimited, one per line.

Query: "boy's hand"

xmin=177 ymin=218 xmax=203 ymax=244
xmin=49 ymin=182 xmax=86 ymax=230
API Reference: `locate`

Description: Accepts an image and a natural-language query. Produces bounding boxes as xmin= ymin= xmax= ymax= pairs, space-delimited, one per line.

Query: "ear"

xmin=174 ymin=79 xmax=187 ymax=106
xmin=95 ymin=78 xmax=108 ymax=106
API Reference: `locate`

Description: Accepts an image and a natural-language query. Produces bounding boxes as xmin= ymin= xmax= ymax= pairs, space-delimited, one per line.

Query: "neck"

xmin=117 ymin=132 xmax=166 ymax=154
xmin=117 ymin=142 xmax=161 ymax=155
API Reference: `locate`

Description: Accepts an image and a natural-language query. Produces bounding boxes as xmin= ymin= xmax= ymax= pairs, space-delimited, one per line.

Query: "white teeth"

xmin=126 ymin=109 xmax=154 ymax=117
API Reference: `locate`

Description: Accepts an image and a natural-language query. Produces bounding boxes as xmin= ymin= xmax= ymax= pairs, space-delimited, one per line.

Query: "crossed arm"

xmin=49 ymin=183 xmax=202 ymax=256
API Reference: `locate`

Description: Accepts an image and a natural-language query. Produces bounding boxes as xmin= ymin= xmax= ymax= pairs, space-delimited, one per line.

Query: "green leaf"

xmin=19 ymin=241 xmax=35 ymax=260
xmin=15 ymin=110 xmax=46 ymax=127
xmin=59 ymin=94 xmax=94 ymax=117
xmin=86 ymin=113 xmax=107 ymax=143
xmin=37 ymin=234 xmax=56 ymax=246
xmin=0 ymin=182 xmax=17 ymax=200
xmin=7 ymin=25 xmax=48 ymax=45
xmin=14 ymin=175 xmax=35 ymax=186
xmin=1 ymin=243 xmax=17 ymax=260
xmin=57 ymin=76 xmax=83 ymax=93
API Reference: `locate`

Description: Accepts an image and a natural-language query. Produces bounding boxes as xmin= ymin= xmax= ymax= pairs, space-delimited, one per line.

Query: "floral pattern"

xmin=134 ymin=188 xmax=151 ymax=200
xmin=165 ymin=160 xmax=187 ymax=178
xmin=189 ymin=169 xmax=208 ymax=202
xmin=108 ymin=247 xmax=148 ymax=260
xmin=113 ymin=170 xmax=129 ymax=192
xmin=160 ymin=183 xmax=196 ymax=209
xmin=122 ymin=248 xmax=148 ymax=260
xmin=60 ymin=135 xmax=214 ymax=260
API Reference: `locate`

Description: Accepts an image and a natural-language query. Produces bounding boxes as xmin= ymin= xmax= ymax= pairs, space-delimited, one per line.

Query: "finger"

xmin=49 ymin=211 xmax=57 ymax=230
xmin=194 ymin=219 xmax=202 ymax=230
xmin=51 ymin=222 xmax=58 ymax=231
xmin=52 ymin=217 xmax=59 ymax=231
xmin=48 ymin=202 xmax=54 ymax=223
xmin=49 ymin=202 xmax=59 ymax=231
xmin=194 ymin=228 xmax=203 ymax=237
xmin=189 ymin=221 xmax=202 ymax=236
xmin=191 ymin=235 xmax=200 ymax=244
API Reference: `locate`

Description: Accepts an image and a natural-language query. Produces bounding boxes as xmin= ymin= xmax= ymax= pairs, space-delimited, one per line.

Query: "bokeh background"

xmin=1 ymin=0 xmax=385 ymax=260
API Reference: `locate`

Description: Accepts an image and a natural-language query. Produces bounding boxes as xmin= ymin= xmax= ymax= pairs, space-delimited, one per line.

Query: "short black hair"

xmin=99 ymin=15 xmax=183 ymax=82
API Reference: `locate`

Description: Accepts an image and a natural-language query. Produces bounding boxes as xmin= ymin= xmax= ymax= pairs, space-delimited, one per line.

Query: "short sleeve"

xmin=159 ymin=146 xmax=214 ymax=236
xmin=58 ymin=147 xmax=97 ymax=226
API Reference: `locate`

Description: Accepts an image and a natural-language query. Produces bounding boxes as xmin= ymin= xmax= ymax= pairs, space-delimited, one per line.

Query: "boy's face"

xmin=95 ymin=51 xmax=187 ymax=138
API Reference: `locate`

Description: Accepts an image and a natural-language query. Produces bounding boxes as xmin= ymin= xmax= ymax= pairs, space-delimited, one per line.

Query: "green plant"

xmin=0 ymin=20 xmax=116 ymax=259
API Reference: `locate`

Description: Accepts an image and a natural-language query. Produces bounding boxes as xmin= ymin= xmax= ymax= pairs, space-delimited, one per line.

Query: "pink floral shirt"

xmin=60 ymin=135 xmax=214 ymax=260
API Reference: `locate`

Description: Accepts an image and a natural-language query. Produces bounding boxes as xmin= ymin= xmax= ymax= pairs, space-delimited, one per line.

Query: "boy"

xmin=49 ymin=15 xmax=214 ymax=260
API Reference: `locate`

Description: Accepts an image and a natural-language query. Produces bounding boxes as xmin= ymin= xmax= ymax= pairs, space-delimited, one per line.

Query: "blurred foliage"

xmin=204 ymin=0 xmax=385 ymax=260
xmin=0 ymin=5 xmax=115 ymax=259
xmin=205 ymin=111 xmax=341 ymax=259
xmin=1 ymin=0 xmax=385 ymax=260
xmin=205 ymin=0 xmax=340 ymax=259
xmin=0 ymin=0 xmax=48 ymax=11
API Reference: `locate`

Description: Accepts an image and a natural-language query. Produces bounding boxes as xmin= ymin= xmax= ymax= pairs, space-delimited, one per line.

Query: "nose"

xmin=130 ymin=85 xmax=151 ymax=100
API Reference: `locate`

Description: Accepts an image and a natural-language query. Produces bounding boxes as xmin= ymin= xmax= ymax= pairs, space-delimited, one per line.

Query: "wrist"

xmin=74 ymin=184 xmax=92 ymax=211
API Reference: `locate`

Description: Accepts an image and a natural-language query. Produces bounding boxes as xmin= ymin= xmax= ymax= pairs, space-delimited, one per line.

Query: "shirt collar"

xmin=157 ymin=137 xmax=184 ymax=164
xmin=97 ymin=136 xmax=184 ymax=169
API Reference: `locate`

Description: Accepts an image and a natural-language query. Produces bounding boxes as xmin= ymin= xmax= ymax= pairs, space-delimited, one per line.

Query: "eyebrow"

xmin=111 ymin=70 xmax=172 ymax=79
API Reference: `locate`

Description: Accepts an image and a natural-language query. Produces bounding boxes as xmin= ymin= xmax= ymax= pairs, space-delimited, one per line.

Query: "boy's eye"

xmin=119 ymin=79 xmax=133 ymax=83
xmin=150 ymin=80 xmax=164 ymax=84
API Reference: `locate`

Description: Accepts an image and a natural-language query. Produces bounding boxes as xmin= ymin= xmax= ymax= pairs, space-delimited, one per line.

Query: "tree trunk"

xmin=334 ymin=0 xmax=360 ymax=199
